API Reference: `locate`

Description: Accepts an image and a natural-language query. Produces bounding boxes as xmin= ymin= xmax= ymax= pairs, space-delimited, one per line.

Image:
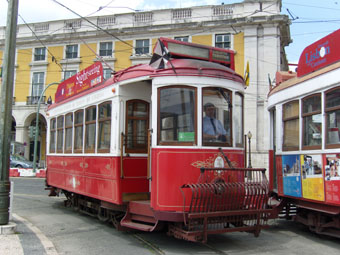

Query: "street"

xmin=8 ymin=178 xmax=340 ymax=254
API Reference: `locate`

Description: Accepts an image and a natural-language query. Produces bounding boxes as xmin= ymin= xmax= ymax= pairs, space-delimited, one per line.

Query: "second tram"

xmin=268 ymin=29 xmax=340 ymax=238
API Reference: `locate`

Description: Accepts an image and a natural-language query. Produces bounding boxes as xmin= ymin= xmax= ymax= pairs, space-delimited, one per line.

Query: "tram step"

xmin=120 ymin=200 xmax=160 ymax=232
xmin=120 ymin=219 xmax=156 ymax=231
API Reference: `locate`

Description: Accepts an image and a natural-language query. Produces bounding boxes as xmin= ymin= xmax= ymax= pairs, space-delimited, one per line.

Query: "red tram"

xmin=46 ymin=38 xmax=270 ymax=242
xmin=268 ymin=29 xmax=340 ymax=238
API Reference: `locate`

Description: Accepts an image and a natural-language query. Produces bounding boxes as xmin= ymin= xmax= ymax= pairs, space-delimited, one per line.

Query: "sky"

xmin=1 ymin=0 xmax=340 ymax=65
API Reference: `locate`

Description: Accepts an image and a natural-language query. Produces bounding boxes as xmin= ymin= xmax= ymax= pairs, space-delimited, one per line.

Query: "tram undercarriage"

xmin=48 ymin=167 xmax=270 ymax=243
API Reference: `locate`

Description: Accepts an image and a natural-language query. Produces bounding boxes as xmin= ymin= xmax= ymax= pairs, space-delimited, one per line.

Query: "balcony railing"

xmin=26 ymin=96 xmax=45 ymax=105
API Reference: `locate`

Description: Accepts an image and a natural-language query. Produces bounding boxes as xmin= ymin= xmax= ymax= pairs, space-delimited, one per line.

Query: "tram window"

xmin=98 ymin=102 xmax=111 ymax=153
xmin=50 ymin=118 xmax=56 ymax=153
xmin=74 ymin=110 xmax=84 ymax=153
xmin=85 ymin=106 xmax=96 ymax=153
xmin=326 ymin=88 xmax=340 ymax=148
xmin=56 ymin=116 xmax=64 ymax=153
xmin=202 ymin=88 xmax=231 ymax=146
xmin=126 ymin=100 xmax=149 ymax=153
xmin=302 ymin=94 xmax=321 ymax=149
xmin=158 ymin=86 xmax=196 ymax=145
xmin=283 ymin=100 xmax=299 ymax=151
xmin=64 ymin=113 xmax=73 ymax=153
xmin=234 ymin=93 xmax=244 ymax=147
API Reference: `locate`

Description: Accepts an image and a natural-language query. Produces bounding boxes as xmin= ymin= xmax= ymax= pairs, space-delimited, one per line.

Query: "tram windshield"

xmin=202 ymin=87 xmax=231 ymax=146
xmin=158 ymin=86 xmax=196 ymax=145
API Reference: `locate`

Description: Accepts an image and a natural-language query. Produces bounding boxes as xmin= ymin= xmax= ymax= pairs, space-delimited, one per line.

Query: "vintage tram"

xmin=46 ymin=38 xmax=270 ymax=242
xmin=268 ymin=29 xmax=340 ymax=237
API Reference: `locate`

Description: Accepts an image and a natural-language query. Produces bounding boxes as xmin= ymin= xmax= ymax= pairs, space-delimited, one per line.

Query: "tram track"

xmin=131 ymin=233 xmax=165 ymax=255
xmin=200 ymin=243 xmax=228 ymax=255
xmin=131 ymin=232 xmax=228 ymax=255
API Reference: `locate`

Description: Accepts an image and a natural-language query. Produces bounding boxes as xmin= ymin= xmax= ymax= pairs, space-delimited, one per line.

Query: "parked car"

xmin=10 ymin=154 xmax=33 ymax=169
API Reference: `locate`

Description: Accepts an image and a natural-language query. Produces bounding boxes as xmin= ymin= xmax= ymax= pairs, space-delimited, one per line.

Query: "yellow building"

xmin=0 ymin=0 xmax=290 ymax=168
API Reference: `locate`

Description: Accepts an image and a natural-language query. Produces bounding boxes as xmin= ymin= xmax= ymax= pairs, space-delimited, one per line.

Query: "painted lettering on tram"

xmin=305 ymin=41 xmax=330 ymax=68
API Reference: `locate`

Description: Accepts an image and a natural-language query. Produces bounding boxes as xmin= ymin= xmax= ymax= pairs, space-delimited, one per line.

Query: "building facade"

xmin=0 ymin=0 xmax=291 ymax=168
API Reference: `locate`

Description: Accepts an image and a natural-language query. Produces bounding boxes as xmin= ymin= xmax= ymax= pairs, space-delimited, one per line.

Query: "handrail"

xmin=147 ymin=129 xmax=152 ymax=179
xmin=120 ymin=132 xmax=125 ymax=178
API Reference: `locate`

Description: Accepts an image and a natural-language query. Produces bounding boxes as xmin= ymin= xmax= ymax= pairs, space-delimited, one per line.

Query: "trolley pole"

xmin=33 ymin=82 xmax=59 ymax=173
xmin=0 ymin=0 xmax=19 ymax=225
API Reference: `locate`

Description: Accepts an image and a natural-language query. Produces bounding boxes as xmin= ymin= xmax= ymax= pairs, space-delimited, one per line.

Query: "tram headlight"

xmin=214 ymin=156 xmax=225 ymax=169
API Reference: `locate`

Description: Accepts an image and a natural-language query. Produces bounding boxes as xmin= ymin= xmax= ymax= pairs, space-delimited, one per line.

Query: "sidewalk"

xmin=0 ymin=214 xmax=58 ymax=255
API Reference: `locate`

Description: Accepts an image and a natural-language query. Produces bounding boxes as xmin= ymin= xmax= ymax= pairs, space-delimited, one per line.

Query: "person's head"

xmin=204 ymin=102 xmax=215 ymax=117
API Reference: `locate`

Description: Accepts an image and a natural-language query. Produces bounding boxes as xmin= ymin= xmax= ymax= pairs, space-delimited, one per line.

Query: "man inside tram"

xmin=203 ymin=102 xmax=228 ymax=142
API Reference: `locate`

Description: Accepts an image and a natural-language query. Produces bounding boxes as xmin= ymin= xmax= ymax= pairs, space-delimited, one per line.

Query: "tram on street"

xmin=268 ymin=29 xmax=340 ymax=238
xmin=46 ymin=38 xmax=270 ymax=243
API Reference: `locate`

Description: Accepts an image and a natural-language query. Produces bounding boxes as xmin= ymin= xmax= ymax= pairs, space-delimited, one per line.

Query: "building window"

xmin=103 ymin=69 xmax=112 ymax=80
xmin=283 ymin=100 xmax=299 ymax=151
xmin=64 ymin=70 xmax=77 ymax=80
xmin=175 ymin=36 xmax=189 ymax=42
xmin=50 ymin=118 xmax=56 ymax=153
xmin=126 ymin=100 xmax=149 ymax=153
xmin=74 ymin=110 xmax=84 ymax=153
xmin=85 ymin=106 xmax=96 ymax=153
xmin=202 ymin=88 xmax=232 ymax=146
xmin=34 ymin=47 xmax=46 ymax=61
xmin=326 ymin=87 xmax=340 ymax=148
xmin=158 ymin=86 xmax=196 ymax=145
xmin=135 ymin=39 xmax=149 ymax=55
xmin=302 ymin=94 xmax=322 ymax=149
xmin=99 ymin=42 xmax=113 ymax=57
xmin=31 ymin=72 xmax=45 ymax=97
xmin=98 ymin=102 xmax=111 ymax=152
xmin=56 ymin=116 xmax=64 ymax=153
xmin=64 ymin=113 xmax=73 ymax=153
xmin=66 ymin=45 xmax=78 ymax=59
xmin=215 ymin=34 xmax=231 ymax=49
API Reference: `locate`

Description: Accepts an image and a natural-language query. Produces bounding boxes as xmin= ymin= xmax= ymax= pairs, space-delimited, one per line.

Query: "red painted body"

xmin=47 ymin=155 xmax=148 ymax=204
xmin=150 ymin=148 xmax=244 ymax=212
xmin=47 ymin=148 xmax=244 ymax=211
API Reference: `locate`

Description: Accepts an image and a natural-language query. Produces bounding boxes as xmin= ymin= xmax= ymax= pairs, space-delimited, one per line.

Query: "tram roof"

xmin=112 ymin=58 xmax=243 ymax=83
xmin=268 ymin=59 xmax=340 ymax=98
xmin=49 ymin=58 xmax=244 ymax=109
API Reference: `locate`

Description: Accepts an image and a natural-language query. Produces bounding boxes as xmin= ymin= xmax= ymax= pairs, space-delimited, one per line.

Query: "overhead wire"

xmin=17 ymin=14 xmax=64 ymax=72
xmin=50 ymin=0 xmax=133 ymax=49
xmin=7 ymin=0 xmax=338 ymax=88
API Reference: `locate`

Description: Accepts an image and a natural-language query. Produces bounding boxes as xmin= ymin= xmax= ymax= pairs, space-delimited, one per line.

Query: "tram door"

xmin=269 ymin=107 xmax=277 ymax=191
xmin=125 ymin=100 xmax=150 ymax=154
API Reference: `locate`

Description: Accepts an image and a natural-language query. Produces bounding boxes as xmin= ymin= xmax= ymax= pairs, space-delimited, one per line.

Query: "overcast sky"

xmin=1 ymin=0 xmax=340 ymax=64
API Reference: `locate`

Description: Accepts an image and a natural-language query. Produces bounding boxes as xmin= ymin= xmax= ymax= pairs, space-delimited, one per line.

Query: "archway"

xmin=24 ymin=113 xmax=47 ymax=167
xmin=11 ymin=116 xmax=16 ymax=141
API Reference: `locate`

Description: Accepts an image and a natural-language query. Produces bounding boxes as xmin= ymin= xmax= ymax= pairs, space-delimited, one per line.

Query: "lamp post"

xmin=247 ymin=131 xmax=252 ymax=180
xmin=247 ymin=131 xmax=252 ymax=169
xmin=0 ymin=0 xmax=18 ymax=226
xmin=33 ymin=82 xmax=59 ymax=173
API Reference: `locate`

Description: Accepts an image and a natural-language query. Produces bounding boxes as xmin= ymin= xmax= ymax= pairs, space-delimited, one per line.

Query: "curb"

xmin=13 ymin=214 xmax=59 ymax=255
xmin=0 ymin=222 xmax=17 ymax=235
xmin=9 ymin=168 xmax=46 ymax=178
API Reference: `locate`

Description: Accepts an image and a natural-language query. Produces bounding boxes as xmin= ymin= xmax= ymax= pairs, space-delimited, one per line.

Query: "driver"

xmin=203 ymin=102 xmax=227 ymax=142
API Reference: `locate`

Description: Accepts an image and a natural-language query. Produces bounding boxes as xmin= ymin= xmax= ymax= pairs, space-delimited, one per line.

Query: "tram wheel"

xmin=72 ymin=194 xmax=79 ymax=212
xmin=110 ymin=212 xmax=125 ymax=229
xmin=97 ymin=207 xmax=109 ymax=222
